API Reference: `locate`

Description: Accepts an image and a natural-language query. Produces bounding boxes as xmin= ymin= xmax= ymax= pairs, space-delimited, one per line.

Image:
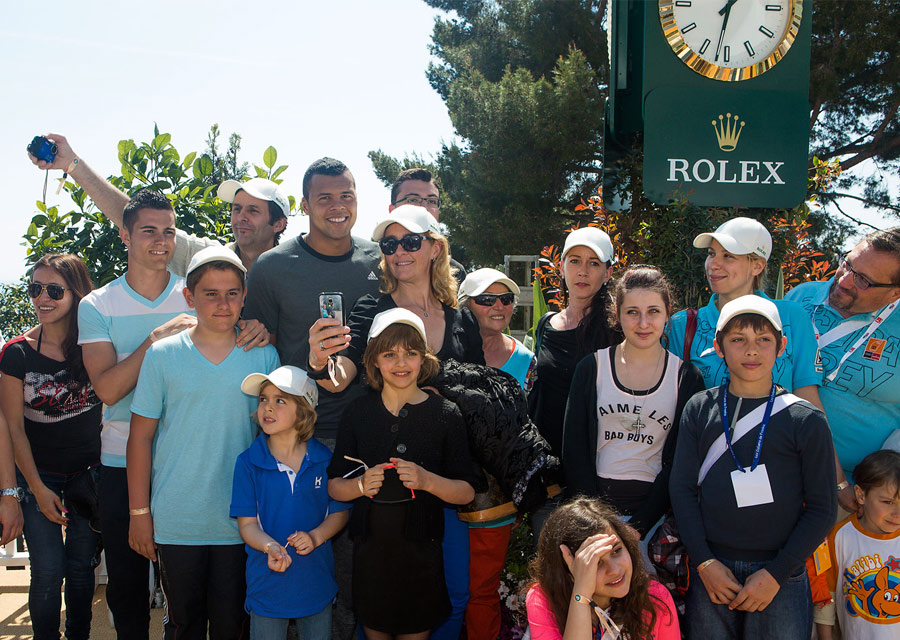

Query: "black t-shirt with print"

xmin=0 ymin=336 xmax=102 ymax=473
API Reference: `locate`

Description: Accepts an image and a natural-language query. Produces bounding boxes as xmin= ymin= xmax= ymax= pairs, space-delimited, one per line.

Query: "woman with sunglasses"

xmin=0 ymin=254 xmax=101 ymax=640
xmin=458 ymin=268 xmax=532 ymax=388
xmin=308 ymin=204 xmax=483 ymax=639
xmin=454 ymin=268 xmax=533 ymax=640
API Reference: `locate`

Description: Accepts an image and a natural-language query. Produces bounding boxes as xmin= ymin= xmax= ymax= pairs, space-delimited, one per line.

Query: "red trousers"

xmin=465 ymin=523 xmax=513 ymax=640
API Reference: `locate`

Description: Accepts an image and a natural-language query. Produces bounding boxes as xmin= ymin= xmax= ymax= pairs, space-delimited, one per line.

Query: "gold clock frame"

xmin=658 ymin=0 xmax=803 ymax=81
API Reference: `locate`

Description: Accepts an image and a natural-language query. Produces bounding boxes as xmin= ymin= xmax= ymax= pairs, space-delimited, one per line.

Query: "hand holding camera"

xmin=26 ymin=133 xmax=77 ymax=172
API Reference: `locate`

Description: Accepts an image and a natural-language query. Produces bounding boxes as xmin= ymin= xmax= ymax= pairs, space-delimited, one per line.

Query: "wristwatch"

xmin=837 ymin=481 xmax=850 ymax=491
xmin=0 ymin=487 xmax=24 ymax=502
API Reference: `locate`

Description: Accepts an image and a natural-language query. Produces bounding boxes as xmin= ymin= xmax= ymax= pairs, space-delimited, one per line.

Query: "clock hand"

xmin=715 ymin=0 xmax=740 ymax=61
xmin=719 ymin=0 xmax=740 ymax=16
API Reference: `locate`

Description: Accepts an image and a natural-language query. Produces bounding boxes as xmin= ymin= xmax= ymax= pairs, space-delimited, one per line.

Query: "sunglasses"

xmin=28 ymin=283 xmax=68 ymax=300
xmin=471 ymin=292 xmax=515 ymax=306
xmin=379 ymin=233 xmax=427 ymax=255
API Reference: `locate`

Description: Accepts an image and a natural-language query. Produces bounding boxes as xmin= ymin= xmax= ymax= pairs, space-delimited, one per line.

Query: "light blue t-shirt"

xmin=666 ymin=291 xmax=820 ymax=391
xmin=131 ymin=331 xmax=279 ymax=545
xmin=786 ymin=280 xmax=900 ymax=478
xmin=499 ymin=337 xmax=534 ymax=390
xmin=78 ymin=272 xmax=192 ymax=467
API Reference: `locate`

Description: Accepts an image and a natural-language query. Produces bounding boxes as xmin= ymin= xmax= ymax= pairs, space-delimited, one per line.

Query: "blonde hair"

xmin=379 ymin=231 xmax=459 ymax=308
xmin=363 ymin=324 xmax=441 ymax=391
xmin=254 ymin=381 xmax=317 ymax=443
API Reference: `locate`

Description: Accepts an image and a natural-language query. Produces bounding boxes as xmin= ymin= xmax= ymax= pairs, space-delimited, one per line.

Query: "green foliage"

xmin=808 ymin=0 xmax=900 ymax=217
xmin=2 ymin=125 xmax=291 ymax=338
xmin=371 ymin=0 xmax=609 ymax=265
xmin=0 ymin=279 xmax=36 ymax=339
xmin=21 ymin=124 xmax=291 ymax=288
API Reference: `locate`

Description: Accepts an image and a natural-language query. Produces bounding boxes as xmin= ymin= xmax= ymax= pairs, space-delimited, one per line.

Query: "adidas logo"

xmin=367 ymin=271 xmax=378 ymax=281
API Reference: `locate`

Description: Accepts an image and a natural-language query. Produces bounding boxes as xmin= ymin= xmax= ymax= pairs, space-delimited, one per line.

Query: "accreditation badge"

xmin=731 ymin=464 xmax=775 ymax=508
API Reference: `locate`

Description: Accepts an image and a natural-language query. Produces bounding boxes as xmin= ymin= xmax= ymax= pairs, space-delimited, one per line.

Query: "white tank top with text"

xmin=594 ymin=347 xmax=681 ymax=483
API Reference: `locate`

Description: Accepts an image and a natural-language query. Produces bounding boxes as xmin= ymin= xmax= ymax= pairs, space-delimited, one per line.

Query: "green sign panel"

xmin=643 ymin=87 xmax=809 ymax=207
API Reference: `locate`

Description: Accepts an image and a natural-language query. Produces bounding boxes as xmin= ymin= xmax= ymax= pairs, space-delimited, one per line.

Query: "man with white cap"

xmin=28 ymin=133 xmax=288 ymax=274
xmin=786 ymin=227 xmax=900 ymax=502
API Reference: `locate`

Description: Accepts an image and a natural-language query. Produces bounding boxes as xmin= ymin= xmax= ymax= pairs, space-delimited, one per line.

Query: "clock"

xmin=659 ymin=0 xmax=803 ymax=81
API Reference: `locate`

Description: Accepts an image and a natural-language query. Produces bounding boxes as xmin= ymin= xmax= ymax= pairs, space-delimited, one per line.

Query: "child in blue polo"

xmin=230 ymin=366 xmax=350 ymax=640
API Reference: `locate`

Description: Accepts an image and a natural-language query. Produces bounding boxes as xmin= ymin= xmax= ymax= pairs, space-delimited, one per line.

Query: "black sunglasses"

xmin=379 ymin=233 xmax=427 ymax=255
xmin=28 ymin=283 xmax=68 ymax=300
xmin=471 ymin=292 xmax=515 ymax=306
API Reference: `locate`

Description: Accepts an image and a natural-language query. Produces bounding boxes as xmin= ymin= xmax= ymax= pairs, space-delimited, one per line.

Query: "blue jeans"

xmin=250 ymin=605 xmax=331 ymax=640
xmin=430 ymin=508 xmax=469 ymax=640
xmin=686 ymin=558 xmax=812 ymax=640
xmin=19 ymin=470 xmax=100 ymax=640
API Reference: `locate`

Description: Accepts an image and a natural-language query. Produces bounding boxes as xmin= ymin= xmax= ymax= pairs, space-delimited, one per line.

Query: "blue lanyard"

xmin=719 ymin=383 xmax=776 ymax=473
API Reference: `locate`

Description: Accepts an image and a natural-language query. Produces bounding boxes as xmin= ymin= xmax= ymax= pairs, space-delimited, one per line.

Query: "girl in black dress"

xmin=327 ymin=309 xmax=483 ymax=639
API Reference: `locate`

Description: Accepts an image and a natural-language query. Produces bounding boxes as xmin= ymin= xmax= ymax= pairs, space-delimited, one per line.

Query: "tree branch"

xmin=817 ymin=190 xmax=900 ymax=214
xmin=829 ymin=200 xmax=881 ymax=232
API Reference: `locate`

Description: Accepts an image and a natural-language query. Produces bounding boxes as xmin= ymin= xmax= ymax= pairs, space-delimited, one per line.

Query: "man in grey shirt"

xmin=243 ymin=157 xmax=381 ymax=441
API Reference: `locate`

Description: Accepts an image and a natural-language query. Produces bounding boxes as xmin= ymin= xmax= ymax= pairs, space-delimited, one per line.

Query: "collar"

xmin=246 ymin=433 xmax=331 ymax=471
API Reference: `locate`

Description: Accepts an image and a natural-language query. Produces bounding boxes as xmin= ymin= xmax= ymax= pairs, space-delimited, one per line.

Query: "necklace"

xmin=620 ymin=343 xmax=664 ymax=436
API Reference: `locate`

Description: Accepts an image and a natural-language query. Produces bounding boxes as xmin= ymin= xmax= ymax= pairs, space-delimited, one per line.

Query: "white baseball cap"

xmin=367 ymin=308 xmax=427 ymax=343
xmin=186 ymin=245 xmax=246 ymax=277
xmin=241 ymin=365 xmax=319 ymax=409
xmin=716 ymin=295 xmax=782 ymax=333
xmin=562 ymin=227 xmax=615 ymax=263
xmin=371 ymin=204 xmax=442 ymax=242
xmin=693 ymin=217 xmax=772 ymax=260
xmin=218 ymin=178 xmax=290 ymax=219
xmin=458 ymin=268 xmax=520 ymax=301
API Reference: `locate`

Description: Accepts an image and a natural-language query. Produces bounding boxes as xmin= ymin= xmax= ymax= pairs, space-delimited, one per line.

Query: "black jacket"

xmin=430 ymin=359 xmax=559 ymax=514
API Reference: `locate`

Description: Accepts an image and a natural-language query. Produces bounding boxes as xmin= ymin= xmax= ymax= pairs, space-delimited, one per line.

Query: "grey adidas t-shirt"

xmin=243 ymin=234 xmax=381 ymax=439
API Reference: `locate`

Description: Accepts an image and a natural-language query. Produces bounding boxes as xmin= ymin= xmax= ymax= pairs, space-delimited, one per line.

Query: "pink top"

xmin=525 ymin=580 xmax=680 ymax=640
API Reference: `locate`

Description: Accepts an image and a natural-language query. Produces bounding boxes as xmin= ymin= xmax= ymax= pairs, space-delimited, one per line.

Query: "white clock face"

xmin=660 ymin=0 xmax=802 ymax=80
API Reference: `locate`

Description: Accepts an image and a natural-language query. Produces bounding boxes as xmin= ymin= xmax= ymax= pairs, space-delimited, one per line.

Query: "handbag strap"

xmin=683 ymin=308 xmax=698 ymax=363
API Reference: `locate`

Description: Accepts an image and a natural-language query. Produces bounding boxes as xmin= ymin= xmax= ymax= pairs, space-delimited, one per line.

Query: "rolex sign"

xmin=642 ymin=87 xmax=809 ymax=208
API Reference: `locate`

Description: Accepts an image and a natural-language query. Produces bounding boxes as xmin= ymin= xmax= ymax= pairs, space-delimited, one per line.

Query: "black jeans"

xmin=99 ymin=465 xmax=151 ymax=640
xmin=157 ymin=543 xmax=249 ymax=640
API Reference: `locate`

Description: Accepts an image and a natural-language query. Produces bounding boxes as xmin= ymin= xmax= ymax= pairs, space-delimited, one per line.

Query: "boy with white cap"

xmin=670 ymin=295 xmax=836 ymax=639
xmin=231 ymin=366 xmax=350 ymax=639
xmin=127 ymin=246 xmax=280 ymax=640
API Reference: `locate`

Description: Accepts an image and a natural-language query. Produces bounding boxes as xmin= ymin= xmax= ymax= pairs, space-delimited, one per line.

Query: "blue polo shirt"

xmin=666 ymin=291 xmax=821 ymax=391
xmin=230 ymin=434 xmax=350 ymax=618
xmin=786 ymin=280 xmax=900 ymax=478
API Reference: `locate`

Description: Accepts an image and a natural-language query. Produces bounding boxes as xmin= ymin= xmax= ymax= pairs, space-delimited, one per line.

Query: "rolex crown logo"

xmin=712 ymin=113 xmax=745 ymax=152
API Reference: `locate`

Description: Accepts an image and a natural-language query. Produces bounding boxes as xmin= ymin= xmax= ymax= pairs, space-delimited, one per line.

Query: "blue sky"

xmin=0 ymin=0 xmax=457 ymax=282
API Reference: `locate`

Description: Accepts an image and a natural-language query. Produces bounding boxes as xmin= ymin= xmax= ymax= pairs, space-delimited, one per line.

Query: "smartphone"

xmin=318 ymin=292 xmax=344 ymax=326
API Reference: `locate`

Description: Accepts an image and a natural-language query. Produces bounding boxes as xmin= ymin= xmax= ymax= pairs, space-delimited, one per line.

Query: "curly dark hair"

xmin=527 ymin=497 xmax=671 ymax=638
